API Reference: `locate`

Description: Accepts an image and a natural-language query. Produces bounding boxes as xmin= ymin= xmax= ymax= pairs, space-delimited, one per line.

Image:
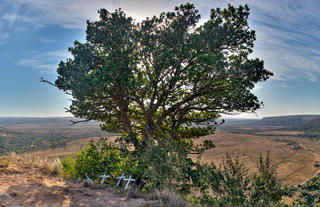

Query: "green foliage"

xmin=293 ymin=176 xmax=320 ymax=207
xmin=217 ymin=154 xmax=251 ymax=206
xmin=60 ymin=154 xmax=77 ymax=178
xmin=192 ymin=153 xmax=283 ymax=207
xmin=61 ymin=141 xmax=138 ymax=182
xmin=47 ymin=2 xmax=278 ymax=205
xmin=138 ymin=136 xmax=210 ymax=194
xmin=249 ymin=152 xmax=283 ymax=206
xmin=282 ymin=184 xmax=297 ymax=197
xmin=52 ymin=3 xmax=272 ymax=153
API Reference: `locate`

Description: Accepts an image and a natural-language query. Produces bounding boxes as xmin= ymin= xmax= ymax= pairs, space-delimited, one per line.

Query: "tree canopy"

xmin=51 ymin=3 xmax=272 ymax=152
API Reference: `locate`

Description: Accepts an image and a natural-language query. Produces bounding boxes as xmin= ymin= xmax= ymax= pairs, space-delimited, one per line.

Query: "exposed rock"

xmin=0 ymin=193 xmax=11 ymax=201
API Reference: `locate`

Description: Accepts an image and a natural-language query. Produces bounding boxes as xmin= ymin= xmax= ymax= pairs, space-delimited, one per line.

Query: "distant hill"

xmin=0 ymin=117 xmax=100 ymax=128
xmin=223 ymin=115 xmax=320 ymax=127
xmin=221 ymin=118 xmax=258 ymax=126
xmin=252 ymin=115 xmax=320 ymax=127
xmin=0 ymin=117 xmax=111 ymax=155
xmin=293 ymin=119 xmax=320 ymax=133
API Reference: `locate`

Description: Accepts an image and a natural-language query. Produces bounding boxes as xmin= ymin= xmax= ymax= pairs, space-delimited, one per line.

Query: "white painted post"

xmin=124 ymin=175 xmax=135 ymax=190
xmin=85 ymin=174 xmax=94 ymax=184
xmin=99 ymin=172 xmax=110 ymax=185
xmin=116 ymin=173 xmax=126 ymax=187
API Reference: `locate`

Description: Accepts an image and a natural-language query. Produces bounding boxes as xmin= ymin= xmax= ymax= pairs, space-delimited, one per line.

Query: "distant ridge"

xmin=293 ymin=119 xmax=320 ymax=133
xmin=224 ymin=115 xmax=320 ymax=127
xmin=253 ymin=115 xmax=320 ymax=127
xmin=0 ymin=117 xmax=100 ymax=128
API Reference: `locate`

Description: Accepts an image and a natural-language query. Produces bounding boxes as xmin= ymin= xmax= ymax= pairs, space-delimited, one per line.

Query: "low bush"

xmin=61 ymin=139 xmax=285 ymax=207
xmin=293 ymin=176 xmax=320 ymax=206
xmin=61 ymin=141 xmax=138 ymax=183
xmin=191 ymin=153 xmax=284 ymax=207
xmin=138 ymin=138 xmax=202 ymax=193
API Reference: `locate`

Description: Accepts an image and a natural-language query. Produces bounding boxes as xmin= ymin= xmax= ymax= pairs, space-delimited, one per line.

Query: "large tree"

xmin=49 ymin=3 xmax=272 ymax=153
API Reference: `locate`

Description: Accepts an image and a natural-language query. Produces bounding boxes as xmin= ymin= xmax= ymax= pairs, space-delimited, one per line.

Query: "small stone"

xmin=0 ymin=193 xmax=11 ymax=201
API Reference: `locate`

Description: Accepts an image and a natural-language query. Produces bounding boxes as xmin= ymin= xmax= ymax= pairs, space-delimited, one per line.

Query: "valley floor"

xmin=194 ymin=130 xmax=320 ymax=185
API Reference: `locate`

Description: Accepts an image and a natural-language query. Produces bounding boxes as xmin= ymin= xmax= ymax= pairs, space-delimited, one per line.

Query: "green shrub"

xmin=61 ymin=141 xmax=138 ymax=183
xmin=60 ymin=154 xmax=77 ymax=178
xmin=191 ymin=153 xmax=283 ymax=207
xmin=293 ymin=176 xmax=320 ymax=206
xmin=138 ymin=138 xmax=202 ymax=194
xmin=282 ymin=184 xmax=296 ymax=197
xmin=249 ymin=152 xmax=283 ymax=206
xmin=213 ymin=154 xmax=251 ymax=207
xmin=61 ymin=139 xmax=285 ymax=207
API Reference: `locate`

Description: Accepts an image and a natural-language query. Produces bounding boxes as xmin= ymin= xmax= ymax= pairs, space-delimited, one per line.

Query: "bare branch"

xmin=40 ymin=77 xmax=57 ymax=87
xmin=69 ymin=118 xmax=93 ymax=125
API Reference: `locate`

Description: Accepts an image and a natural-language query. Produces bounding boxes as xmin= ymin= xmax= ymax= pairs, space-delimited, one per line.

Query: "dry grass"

xmin=144 ymin=191 xmax=187 ymax=207
xmin=0 ymin=155 xmax=160 ymax=207
xmin=255 ymin=130 xmax=304 ymax=135
xmin=0 ymin=155 xmax=10 ymax=168
xmin=1 ymin=152 xmax=64 ymax=177
xmin=193 ymin=130 xmax=320 ymax=185
xmin=3 ymin=128 xmax=319 ymax=206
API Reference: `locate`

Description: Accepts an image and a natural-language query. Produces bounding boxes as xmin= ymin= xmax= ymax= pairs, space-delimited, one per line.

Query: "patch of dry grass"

xmin=0 ymin=155 xmax=10 ymax=168
xmin=144 ymin=191 xmax=188 ymax=207
xmin=1 ymin=153 xmax=64 ymax=176
xmin=193 ymin=130 xmax=320 ymax=185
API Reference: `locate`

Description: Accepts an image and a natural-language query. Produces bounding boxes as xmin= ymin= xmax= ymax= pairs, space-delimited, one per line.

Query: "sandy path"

xmin=0 ymin=163 xmax=157 ymax=207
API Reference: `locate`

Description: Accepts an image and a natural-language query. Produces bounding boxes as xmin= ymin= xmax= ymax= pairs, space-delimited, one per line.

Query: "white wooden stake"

xmin=99 ymin=172 xmax=110 ymax=185
xmin=116 ymin=173 xmax=126 ymax=187
xmin=85 ymin=174 xmax=94 ymax=184
xmin=124 ymin=175 xmax=135 ymax=190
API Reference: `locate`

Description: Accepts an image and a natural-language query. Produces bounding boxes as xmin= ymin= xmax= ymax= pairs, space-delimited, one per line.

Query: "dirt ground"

xmin=0 ymin=162 xmax=157 ymax=207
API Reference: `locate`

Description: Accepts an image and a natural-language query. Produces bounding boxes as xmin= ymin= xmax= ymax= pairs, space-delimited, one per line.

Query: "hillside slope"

xmin=0 ymin=156 xmax=157 ymax=207
xmin=293 ymin=119 xmax=320 ymax=133
xmin=253 ymin=115 xmax=320 ymax=126
xmin=0 ymin=117 xmax=100 ymax=128
xmin=0 ymin=117 xmax=115 ymax=156
xmin=224 ymin=115 xmax=320 ymax=127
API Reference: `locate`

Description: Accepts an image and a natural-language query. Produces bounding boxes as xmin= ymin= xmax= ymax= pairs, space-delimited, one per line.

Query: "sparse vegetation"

xmin=0 ymin=126 xmax=111 ymax=155
xmin=60 ymin=140 xmax=286 ymax=206
xmin=292 ymin=176 xmax=320 ymax=206
xmin=0 ymin=153 xmax=64 ymax=176
xmin=189 ymin=153 xmax=284 ymax=207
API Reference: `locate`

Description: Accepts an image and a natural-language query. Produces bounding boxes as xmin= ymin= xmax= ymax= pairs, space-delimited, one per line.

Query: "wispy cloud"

xmin=2 ymin=13 xmax=40 ymax=26
xmin=242 ymin=0 xmax=320 ymax=82
xmin=1 ymin=0 xmax=190 ymax=29
xmin=17 ymin=50 xmax=71 ymax=74
xmin=0 ymin=33 xmax=9 ymax=45
xmin=191 ymin=0 xmax=320 ymax=82
xmin=2 ymin=0 xmax=320 ymax=82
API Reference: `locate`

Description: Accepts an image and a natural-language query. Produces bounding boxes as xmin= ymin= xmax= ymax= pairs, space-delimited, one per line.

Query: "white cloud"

xmin=252 ymin=84 xmax=262 ymax=92
xmin=17 ymin=50 xmax=71 ymax=73
xmin=245 ymin=0 xmax=320 ymax=82
xmin=280 ymin=82 xmax=288 ymax=88
xmin=2 ymin=0 xmax=195 ymax=29
xmin=0 ymin=33 xmax=9 ymax=45
xmin=3 ymin=0 xmax=320 ymax=82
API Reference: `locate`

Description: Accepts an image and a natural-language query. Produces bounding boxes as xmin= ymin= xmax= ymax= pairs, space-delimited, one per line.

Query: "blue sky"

xmin=0 ymin=0 xmax=320 ymax=118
